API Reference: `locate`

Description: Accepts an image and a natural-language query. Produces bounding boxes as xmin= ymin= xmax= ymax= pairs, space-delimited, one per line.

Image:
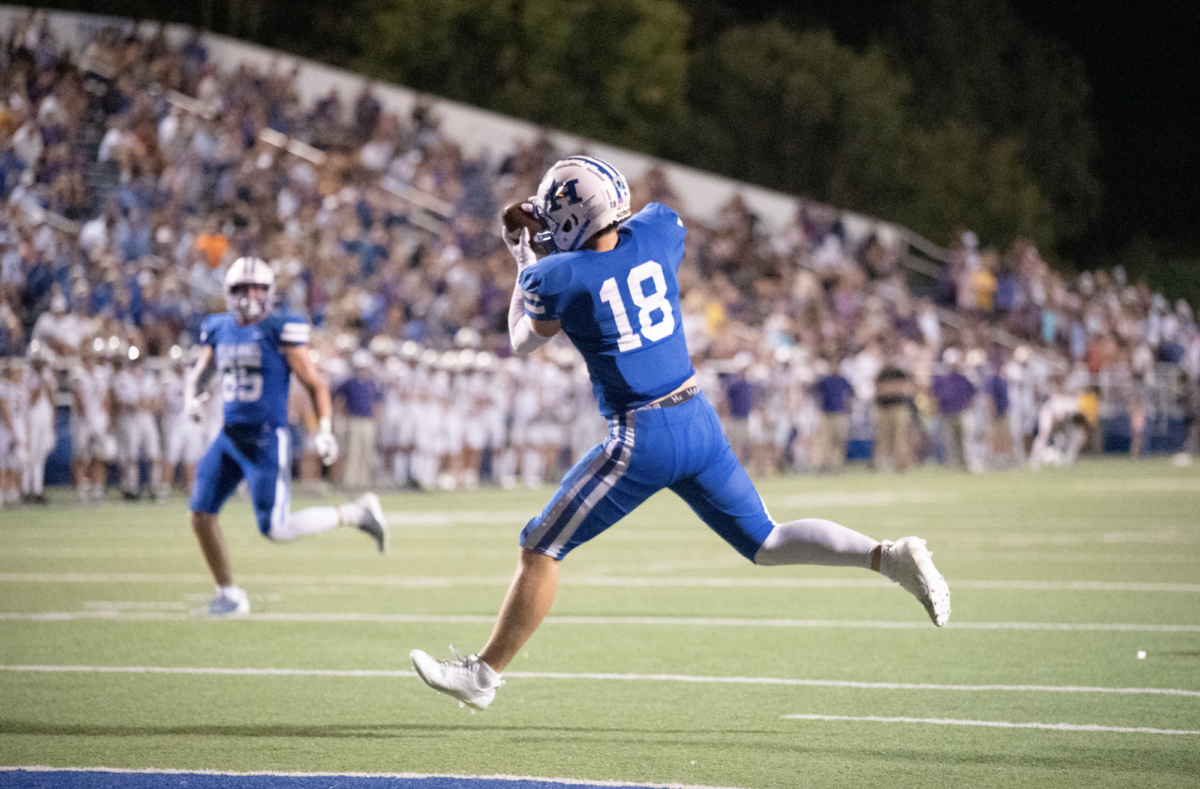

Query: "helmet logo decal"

xmin=546 ymin=178 xmax=583 ymax=212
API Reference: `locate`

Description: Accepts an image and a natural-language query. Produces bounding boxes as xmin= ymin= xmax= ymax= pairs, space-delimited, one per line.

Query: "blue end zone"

xmin=0 ymin=770 xmax=686 ymax=789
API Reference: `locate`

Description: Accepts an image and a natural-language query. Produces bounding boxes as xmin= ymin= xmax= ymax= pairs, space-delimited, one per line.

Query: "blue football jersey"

xmin=519 ymin=203 xmax=694 ymax=416
xmin=198 ymin=310 xmax=311 ymax=428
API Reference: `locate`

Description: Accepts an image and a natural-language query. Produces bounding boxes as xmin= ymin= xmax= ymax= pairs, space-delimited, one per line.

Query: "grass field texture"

xmin=2 ymin=458 xmax=1199 ymax=788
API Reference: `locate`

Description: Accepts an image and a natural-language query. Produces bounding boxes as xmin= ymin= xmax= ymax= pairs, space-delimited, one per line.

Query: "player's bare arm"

xmin=284 ymin=343 xmax=338 ymax=466
xmin=283 ymin=344 xmax=332 ymax=424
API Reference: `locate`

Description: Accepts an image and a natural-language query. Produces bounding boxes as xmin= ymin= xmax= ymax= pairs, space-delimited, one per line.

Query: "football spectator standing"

xmin=931 ymin=349 xmax=976 ymax=469
xmin=984 ymin=362 xmax=1014 ymax=469
xmin=185 ymin=258 xmax=389 ymax=616
xmin=410 ymin=156 xmax=950 ymax=710
xmin=334 ymin=349 xmax=381 ymax=491
xmin=814 ymin=357 xmax=854 ymax=473
xmin=720 ymin=356 xmax=754 ymax=464
xmin=873 ymin=354 xmax=912 ymax=472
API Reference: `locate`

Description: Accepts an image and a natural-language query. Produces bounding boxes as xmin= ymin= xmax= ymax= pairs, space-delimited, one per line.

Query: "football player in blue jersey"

xmin=411 ymin=156 xmax=950 ymax=709
xmin=184 ymin=257 xmax=389 ymax=617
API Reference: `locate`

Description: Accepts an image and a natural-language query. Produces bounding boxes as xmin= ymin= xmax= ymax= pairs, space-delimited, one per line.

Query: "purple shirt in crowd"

xmin=334 ymin=376 xmax=380 ymax=418
xmin=722 ymin=374 xmax=755 ymax=419
xmin=816 ymin=374 xmax=854 ymax=414
xmin=986 ymin=374 xmax=1009 ymax=416
xmin=932 ymin=372 xmax=976 ymax=415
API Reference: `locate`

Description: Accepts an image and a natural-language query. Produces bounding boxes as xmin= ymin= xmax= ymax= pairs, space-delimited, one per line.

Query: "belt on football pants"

xmin=640 ymin=384 xmax=700 ymax=410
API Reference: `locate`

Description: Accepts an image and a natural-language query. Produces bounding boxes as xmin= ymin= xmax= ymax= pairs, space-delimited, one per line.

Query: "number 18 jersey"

xmin=519 ymin=203 xmax=694 ymax=416
xmin=198 ymin=311 xmax=310 ymax=429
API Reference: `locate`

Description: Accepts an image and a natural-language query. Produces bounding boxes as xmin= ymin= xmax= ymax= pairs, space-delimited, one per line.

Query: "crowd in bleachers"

xmin=1 ymin=11 xmax=1198 ymax=506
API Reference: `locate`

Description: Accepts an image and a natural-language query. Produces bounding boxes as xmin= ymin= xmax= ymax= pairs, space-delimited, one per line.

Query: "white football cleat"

xmin=410 ymin=647 xmax=503 ymax=711
xmin=880 ymin=537 xmax=950 ymax=627
xmin=192 ymin=587 xmax=250 ymax=618
xmin=355 ymin=492 xmax=389 ymax=553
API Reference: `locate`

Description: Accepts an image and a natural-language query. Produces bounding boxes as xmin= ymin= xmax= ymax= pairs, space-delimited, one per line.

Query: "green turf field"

xmin=2 ymin=458 xmax=1199 ymax=788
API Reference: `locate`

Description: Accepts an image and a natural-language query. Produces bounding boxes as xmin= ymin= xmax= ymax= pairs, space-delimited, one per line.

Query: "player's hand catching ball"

xmin=315 ymin=418 xmax=339 ymax=466
xmin=502 ymin=202 xmax=542 ymax=241
xmin=501 ymin=202 xmax=550 ymax=267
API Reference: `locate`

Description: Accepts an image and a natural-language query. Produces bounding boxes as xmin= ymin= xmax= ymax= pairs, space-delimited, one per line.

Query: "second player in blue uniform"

xmin=185 ymin=256 xmax=389 ymax=617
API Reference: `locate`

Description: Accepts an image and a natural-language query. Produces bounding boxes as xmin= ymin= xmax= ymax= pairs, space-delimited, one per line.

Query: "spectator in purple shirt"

xmin=985 ymin=365 xmax=1014 ymax=468
xmin=719 ymin=356 xmax=754 ymax=463
xmin=931 ymin=348 xmax=976 ymax=469
xmin=815 ymin=358 xmax=854 ymax=473
xmin=334 ymin=349 xmax=381 ymax=490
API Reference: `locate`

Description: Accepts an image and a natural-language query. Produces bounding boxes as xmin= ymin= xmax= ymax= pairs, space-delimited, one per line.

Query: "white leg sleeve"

xmin=754 ymin=518 xmax=878 ymax=568
xmin=268 ymin=506 xmax=342 ymax=541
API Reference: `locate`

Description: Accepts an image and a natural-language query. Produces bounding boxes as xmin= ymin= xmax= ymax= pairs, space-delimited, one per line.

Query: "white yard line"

xmin=2 ymin=664 xmax=1198 ymax=698
xmin=783 ymin=713 xmax=1200 ymax=736
xmin=2 ymin=609 xmax=1198 ymax=632
xmin=1074 ymin=479 xmax=1200 ymax=493
xmin=0 ymin=766 xmax=746 ymax=789
xmin=777 ymin=491 xmax=961 ymax=507
xmin=2 ymin=572 xmax=1198 ymax=593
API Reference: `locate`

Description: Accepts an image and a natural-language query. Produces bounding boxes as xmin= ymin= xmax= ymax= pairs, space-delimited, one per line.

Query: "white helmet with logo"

xmin=224 ymin=257 xmax=275 ymax=324
xmin=532 ymin=155 xmax=631 ymax=253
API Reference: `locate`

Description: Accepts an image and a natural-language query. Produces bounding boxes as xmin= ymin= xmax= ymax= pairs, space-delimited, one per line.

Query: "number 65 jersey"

xmin=198 ymin=311 xmax=310 ymax=429
xmin=519 ymin=202 xmax=694 ymax=417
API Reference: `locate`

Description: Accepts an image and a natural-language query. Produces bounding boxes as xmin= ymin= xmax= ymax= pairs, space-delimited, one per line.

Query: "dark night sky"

xmin=1009 ymin=1 xmax=1200 ymax=251
xmin=699 ymin=0 xmax=1200 ymax=257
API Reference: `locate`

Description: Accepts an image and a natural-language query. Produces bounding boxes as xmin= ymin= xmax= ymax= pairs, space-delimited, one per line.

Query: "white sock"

xmin=337 ymin=502 xmax=365 ymax=524
xmin=268 ymin=506 xmax=343 ymax=540
xmin=216 ymin=584 xmax=244 ymax=599
xmin=754 ymin=518 xmax=878 ymax=568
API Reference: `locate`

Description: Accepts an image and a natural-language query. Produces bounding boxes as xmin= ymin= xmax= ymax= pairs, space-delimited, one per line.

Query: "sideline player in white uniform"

xmin=22 ymin=348 xmax=57 ymax=503
xmin=1029 ymin=378 xmax=1087 ymax=470
xmin=0 ymin=359 xmax=26 ymax=507
xmin=113 ymin=352 xmax=163 ymax=499
xmin=392 ymin=345 xmax=422 ymax=488
xmin=411 ymin=156 xmax=951 ymax=709
xmin=160 ymin=349 xmax=209 ymax=498
xmin=185 ymin=257 xmax=390 ymax=616
xmin=72 ymin=344 xmax=113 ymax=504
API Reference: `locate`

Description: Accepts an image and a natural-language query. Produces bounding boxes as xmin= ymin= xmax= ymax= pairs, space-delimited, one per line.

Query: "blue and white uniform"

xmin=189 ymin=311 xmax=310 ymax=535
xmin=517 ymin=203 xmax=775 ymax=560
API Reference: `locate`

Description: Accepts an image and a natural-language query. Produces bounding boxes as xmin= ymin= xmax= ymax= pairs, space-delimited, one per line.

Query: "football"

xmin=502 ymin=202 xmax=551 ymax=255
xmin=503 ymin=202 xmax=543 ymax=235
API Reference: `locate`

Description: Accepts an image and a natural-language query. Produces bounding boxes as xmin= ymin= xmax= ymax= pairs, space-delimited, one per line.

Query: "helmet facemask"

xmin=226 ymin=284 xmax=272 ymax=325
xmin=223 ymin=256 xmax=276 ymax=325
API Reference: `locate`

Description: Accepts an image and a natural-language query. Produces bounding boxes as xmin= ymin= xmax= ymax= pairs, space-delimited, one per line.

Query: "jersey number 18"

xmin=599 ymin=261 xmax=676 ymax=352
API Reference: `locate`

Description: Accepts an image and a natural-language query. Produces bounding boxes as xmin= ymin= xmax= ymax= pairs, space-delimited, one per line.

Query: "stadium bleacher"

xmin=0 ymin=7 xmax=1197 ymax=503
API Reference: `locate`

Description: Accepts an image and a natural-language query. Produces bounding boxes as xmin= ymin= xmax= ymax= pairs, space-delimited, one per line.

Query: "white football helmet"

xmin=224 ymin=256 xmax=275 ymax=324
xmin=532 ymin=155 xmax=631 ymax=253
